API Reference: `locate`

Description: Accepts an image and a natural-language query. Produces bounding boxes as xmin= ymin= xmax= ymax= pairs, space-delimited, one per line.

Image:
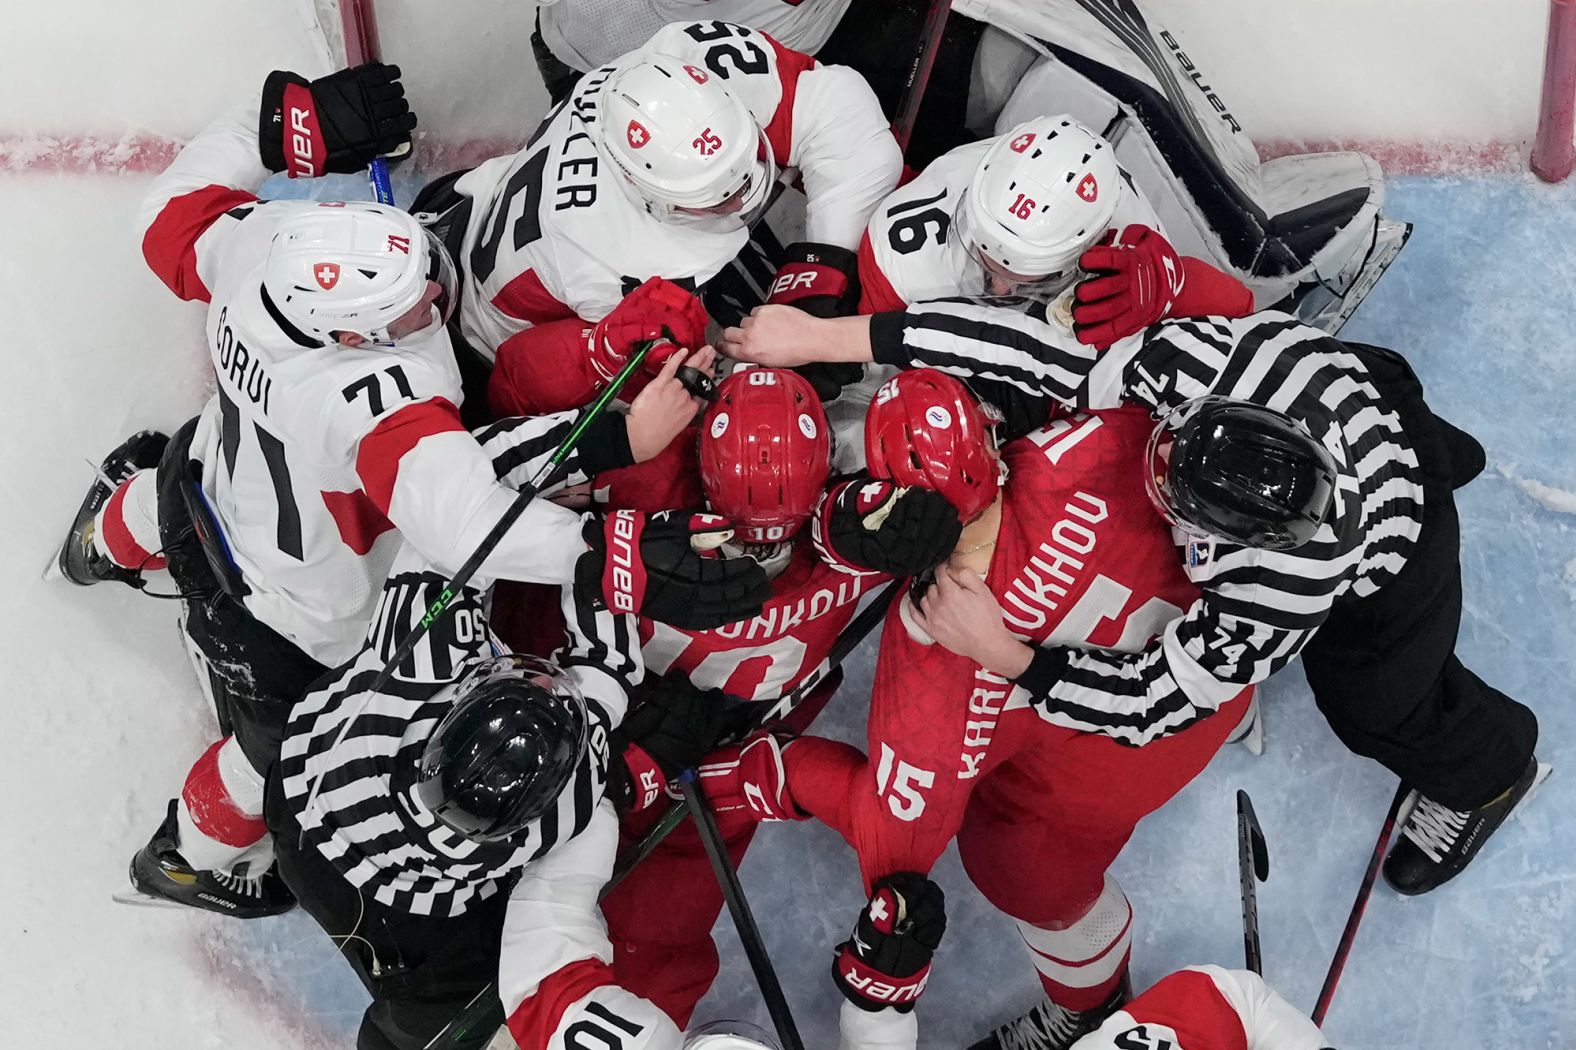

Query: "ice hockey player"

xmin=723 ymin=299 xmax=1545 ymax=897
xmin=426 ymin=19 xmax=902 ymax=413
xmin=1069 ymin=966 xmax=1332 ymax=1050
xmin=693 ymin=369 xmax=1254 ymax=1050
xmin=60 ymin=64 xmax=768 ymax=916
xmin=591 ymin=367 xmax=960 ymax=1027
xmin=530 ymin=0 xmax=991 ymax=168
xmin=858 ymin=114 xmax=1254 ymax=348
xmin=268 ymin=505 xmax=782 ymax=1050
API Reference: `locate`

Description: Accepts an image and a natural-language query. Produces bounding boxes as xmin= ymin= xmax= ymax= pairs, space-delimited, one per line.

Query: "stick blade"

xmin=1237 ymin=789 xmax=1270 ymax=881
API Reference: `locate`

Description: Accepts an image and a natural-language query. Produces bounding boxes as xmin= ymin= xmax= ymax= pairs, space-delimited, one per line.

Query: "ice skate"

xmin=1383 ymin=758 xmax=1552 ymax=895
xmin=966 ymin=974 xmax=1131 ymax=1050
xmin=118 ymin=801 xmax=294 ymax=918
xmin=57 ymin=430 xmax=168 ymax=587
xmin=1226 ymin=696 xmax=1264 ymax=755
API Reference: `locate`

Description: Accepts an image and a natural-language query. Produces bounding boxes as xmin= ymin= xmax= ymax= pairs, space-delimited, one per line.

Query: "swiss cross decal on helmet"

xmin=1077 ymin=173 xmax=1099 ymax=202
xmin=313 ymin=262 xmax=340 ymax=290
xmin=1009 ymin=133 xmax=1035 ymax=153
xmin=627 ymin=120 xmax=650 ymax=149
xmin=683 ymin=64 xmax=709 ymax=84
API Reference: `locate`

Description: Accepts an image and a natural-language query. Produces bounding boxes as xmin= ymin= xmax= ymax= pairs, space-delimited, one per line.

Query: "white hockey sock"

xmin=176 ymin=736 xmax=274 ymax=875
xmin=1015 ymin=875 xmax=1133 ymax=1011
xmin=93 ymin=469 xmax=166 ymax=570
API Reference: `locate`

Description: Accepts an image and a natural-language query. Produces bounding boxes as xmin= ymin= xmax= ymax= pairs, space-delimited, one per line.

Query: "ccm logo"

xmin=608 ymin=511 xmax=639 ymax=613
xmin=840 ymin=966 xmax=928 ymax=1004
xmin=769 ymin=270 xmax=818 ymax=297
xmin=288 ymin=107 xmax=316 ymax=178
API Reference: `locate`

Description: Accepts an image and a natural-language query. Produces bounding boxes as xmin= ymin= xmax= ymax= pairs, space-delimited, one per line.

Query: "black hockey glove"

xmin=820 ymin=478 xmax=961 ymax=577
xmin=577 ymin=510 xmax=770 ymax=630
xmin=610 ymin=673 xmax=734 ymax=812
xmin=259 ymin=63 xmax=416 ymax=177
xmin=767 ymin=242 xmax=865 ymax=400
xmin=833 ymin=872 xmax=947 ymax=1013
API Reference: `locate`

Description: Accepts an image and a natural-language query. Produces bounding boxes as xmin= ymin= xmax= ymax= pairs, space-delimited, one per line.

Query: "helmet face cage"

xmin=1146 ymin=396 xmax=1340 ymax=551
xmin=369 ymin=227 xmax=460 ymax=346
xmin=415 ymin=654 xmax=589 ymax=843
xmin=700 ymin=368 xmax=831 ymax=544
xmin=865 ymin=370 xmax=1001 ymax=522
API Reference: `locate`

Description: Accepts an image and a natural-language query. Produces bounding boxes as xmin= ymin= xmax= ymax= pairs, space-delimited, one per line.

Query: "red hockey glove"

xmin=768 ymin=243 xmax=865 ymax=400
xmin=1072 ymin=224 xmax=1187 ymax=349
xmin=589 ymin=278 xmax=710 ymax=384
xmin=259 ymin=63 xmax=415 ymax=178
xmin=696 ymin=731 xmax=806 ymax=822
xmin=833 ymin=873 xmax=947 ymax=1013
xmin=577 ymin=510 xmax=769 ymax=629
xmin=814 ymin=478 xmax=960 ymax=577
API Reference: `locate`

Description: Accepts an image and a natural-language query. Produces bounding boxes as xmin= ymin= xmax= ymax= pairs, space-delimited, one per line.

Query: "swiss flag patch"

xmin=314 ymin=262 xmax=340 ymax=290
xmin=684 ymin=64 xmax=709 ymax=85
xmin=627 ymin=120 xmax=650 ymax=149
xmin=1077 ymin=174 xmax=1099 ymax=202
xmin=1009 ymin=132 xmax=1035 ymax=153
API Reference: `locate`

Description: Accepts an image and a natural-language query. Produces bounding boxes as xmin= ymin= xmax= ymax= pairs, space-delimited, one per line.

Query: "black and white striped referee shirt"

xmin=868 ymin=303 xmax=1427 ymax=745
xmin=277 ymin=412 xmax=643 ymax=917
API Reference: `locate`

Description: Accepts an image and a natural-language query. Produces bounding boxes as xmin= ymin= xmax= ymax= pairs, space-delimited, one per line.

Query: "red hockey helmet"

xmin=865 ymin=369 xmax=1001 ymax=521
xmin=700 ymin=368 xmax=831 ymax=544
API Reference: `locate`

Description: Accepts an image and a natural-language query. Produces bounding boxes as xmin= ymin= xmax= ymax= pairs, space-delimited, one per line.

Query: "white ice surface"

xmin=5 ymin=6 xmax=1576 ymax=1048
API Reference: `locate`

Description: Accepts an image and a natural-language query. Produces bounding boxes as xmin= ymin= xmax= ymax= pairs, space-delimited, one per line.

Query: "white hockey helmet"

xmin=595 ymin=55 xmax=778 ymax=232
xmin=263 ymin=201 xmax=458 ymax=345
xmin=683 ymin=1020 xmax=780 ymax=1050
xmin=955 ymin=115 xmax=1121 ymax=293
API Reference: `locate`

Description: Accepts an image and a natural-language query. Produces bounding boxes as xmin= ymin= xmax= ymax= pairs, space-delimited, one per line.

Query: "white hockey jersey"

xmin=536 ymin=0 xmax=852 ymax=72
xmin=453 ymin=21 xmax=901 ymax=358
xmin=138 ymin=100 xmax=597 ymax=664
xmin=856 ymin=138 xmax=1161 ymax=312
xmin=1073 ymin=966 xmax=1330 ymax=1050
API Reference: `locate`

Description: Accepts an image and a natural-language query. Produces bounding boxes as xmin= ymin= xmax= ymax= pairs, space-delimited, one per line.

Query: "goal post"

xmin=1532 ymin=0 xmax=1576 ymax=182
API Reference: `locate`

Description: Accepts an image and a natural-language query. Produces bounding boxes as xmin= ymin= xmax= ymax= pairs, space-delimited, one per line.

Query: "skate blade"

xmin=112 ymin=887 xmax=186 ymax=909
xmin=1513 ymin=762 xmax=1555 ymax=819
xmin=41 ymin=547 xmax=66 ymax=582
xmin=1227 ymin=699 xmax=1265 ymax=756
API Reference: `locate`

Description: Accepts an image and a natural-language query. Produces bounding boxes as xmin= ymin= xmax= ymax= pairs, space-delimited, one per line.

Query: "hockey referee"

xmin=723 ymin=299 xmax=1543 ymax=896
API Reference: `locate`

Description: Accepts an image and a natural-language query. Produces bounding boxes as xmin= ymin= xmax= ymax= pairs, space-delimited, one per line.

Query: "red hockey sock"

xmin=95 ymin=469 xmax=167 ymax=570
xmin=1015 ymin=875 xmax=1133 ymax=1011
xmin=176 ymin=737 xmax=269 ymax=872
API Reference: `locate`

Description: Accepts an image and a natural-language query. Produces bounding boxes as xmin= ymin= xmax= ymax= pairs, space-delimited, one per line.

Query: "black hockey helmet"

xmin=1145 ymin=396 xmax=1339 ymax=551
xmin=415 ymin=654 xmax=588 ymax=843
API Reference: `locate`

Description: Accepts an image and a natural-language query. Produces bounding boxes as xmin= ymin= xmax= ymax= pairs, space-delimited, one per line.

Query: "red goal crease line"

xmin=0 ymin=130 xmax=1533 ymax=179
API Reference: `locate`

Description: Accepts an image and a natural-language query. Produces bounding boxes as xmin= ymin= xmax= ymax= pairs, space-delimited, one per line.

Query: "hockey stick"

xmin=681 ymin=773 xmax=806 ymax=1050
xmin=892 ymin=0 xmax=957 ymax=155
xmin=423 ymin=579 xmax=900 ymax=1049
xmin=338 ymin=0 xmax=397 ymax=204
xmin=303 ymin=342 xmax=658 ymax=819
xmin=1235 ymin=789 xmax=1269 ymax=975
xmin=1311 ymin=781 xmax=1413 ymax=1024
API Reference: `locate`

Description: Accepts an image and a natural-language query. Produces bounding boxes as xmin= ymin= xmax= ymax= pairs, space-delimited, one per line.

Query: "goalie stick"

xmin=892 ymin=0 xmax=956 ymax=155
xmin=424 ymin=578 xmax=901 ymax=1049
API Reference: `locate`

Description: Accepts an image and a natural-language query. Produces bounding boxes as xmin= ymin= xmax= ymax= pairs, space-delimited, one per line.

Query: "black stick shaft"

xmin=681 ymin=775 xmax=805 ymax=1050
xmin=893 ymin=0 xmax=956 ymax=154
xmin=1236 ymin=790 xmax=1264 ymax=975
xmin=1311 ymin=781 xmax=1410 ymax=1024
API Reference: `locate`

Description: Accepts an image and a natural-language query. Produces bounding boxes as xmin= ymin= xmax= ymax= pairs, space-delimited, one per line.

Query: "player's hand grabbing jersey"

xmin=867 ymin=305 xmax=1426 ymax=744
xmin=538 ymin=0 xmax=853 ymax=72
xmin=856 ymin=140 xmax=1162 ymax=313
xmin=453 ymin=21 xmax=901 ymax=357
xmin=136 ymin=100 xmax=610 ymax=664
xmin=1073 ymin=966 xmax=1331 ymax=1050
xmin=786 ymin=410 xmax=1236 ymax=883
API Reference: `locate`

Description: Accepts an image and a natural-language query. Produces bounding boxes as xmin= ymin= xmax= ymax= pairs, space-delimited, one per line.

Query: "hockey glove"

xmin=833 ymin=873 xmax=947 ymax=1013
xmin=1073 ymin=224 xmax=1186 ymax=349
xmin=696 ymin=731 xmax=805 ymax=822
xmin=259 ymin=63 xmax=415 ymax=177
xmin=816 ymin=479 xmax=961 ymax=577
xmin=577 ymin=509 xmax=770 ymax=629
xmin=766 ymin=242 xmax=865 ymax=400
xmin=589 ymin=278 xmax=711 ymax=384
xmin=612 ymin=674 xmax=733 ymax=812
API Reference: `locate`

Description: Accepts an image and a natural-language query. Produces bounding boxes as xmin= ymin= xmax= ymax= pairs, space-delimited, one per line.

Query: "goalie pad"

xmin=957 ymin=0 xmax=1409 ymax=332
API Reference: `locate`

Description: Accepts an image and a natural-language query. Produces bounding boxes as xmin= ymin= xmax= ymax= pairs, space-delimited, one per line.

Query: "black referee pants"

xmin=1301 ymin=345 xmax=1539 ymax=811
xmin=264 ymin=772 xmax=506 ymax=1050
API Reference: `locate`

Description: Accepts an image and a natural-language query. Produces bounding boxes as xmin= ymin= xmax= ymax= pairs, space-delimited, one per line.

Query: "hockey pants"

xmin=599 ymin=675 xmax=842 ymax=1028
xmin=1304 ymin=344 xmax=1539 ymax=810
